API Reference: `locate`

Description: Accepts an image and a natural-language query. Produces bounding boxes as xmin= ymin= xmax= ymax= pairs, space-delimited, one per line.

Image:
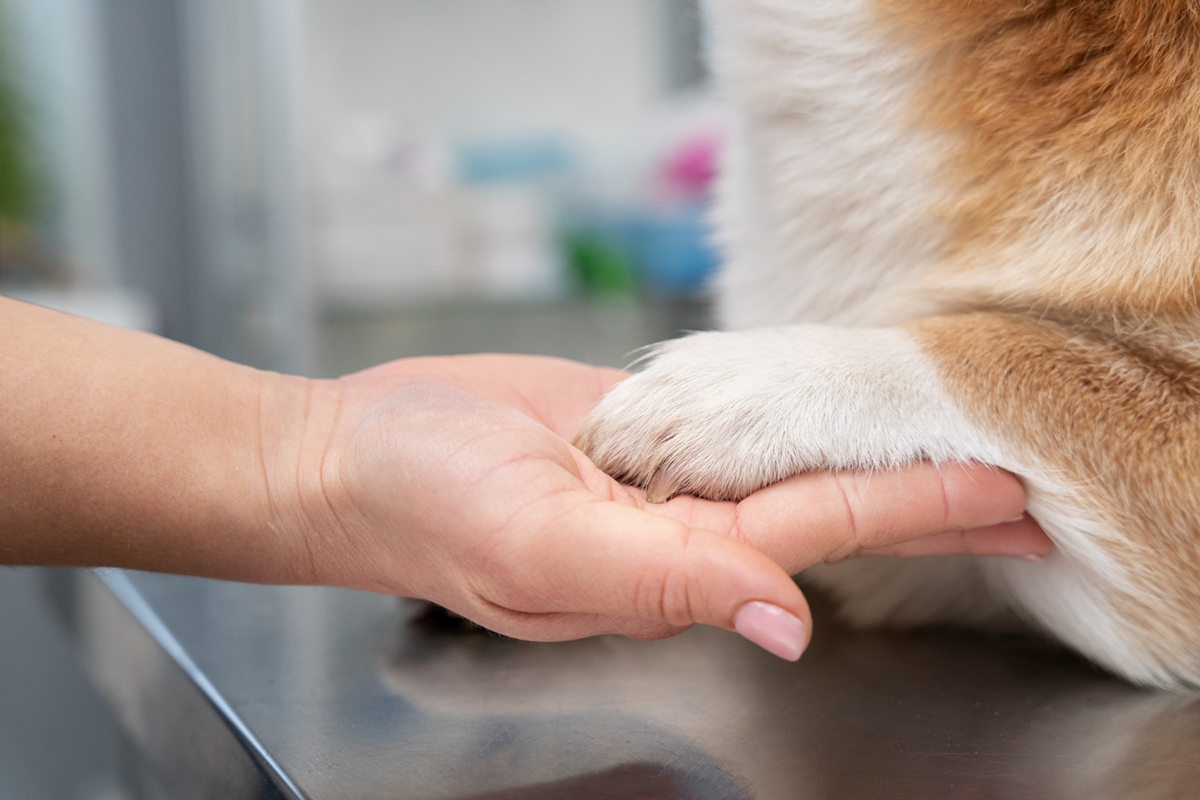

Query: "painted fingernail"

xmin=735 ymin=601 xmax=807 ymax=661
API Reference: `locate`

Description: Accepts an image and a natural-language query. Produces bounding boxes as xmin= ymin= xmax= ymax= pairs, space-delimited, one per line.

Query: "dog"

xmin=576 ymin=0 xmax=1200 ymax=690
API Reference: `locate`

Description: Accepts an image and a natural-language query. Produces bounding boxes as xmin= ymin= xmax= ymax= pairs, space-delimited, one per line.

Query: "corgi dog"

xmin=577 ymin=0 xmax=1200 ymax=690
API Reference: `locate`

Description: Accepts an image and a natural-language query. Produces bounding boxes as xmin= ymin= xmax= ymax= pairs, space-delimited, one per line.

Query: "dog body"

xmin=579 ymin=0 xmax=1200 ymax=689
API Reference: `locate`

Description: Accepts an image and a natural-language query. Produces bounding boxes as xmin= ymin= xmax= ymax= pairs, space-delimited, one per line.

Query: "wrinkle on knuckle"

xmin=641 ymin=524 xmax=698 ymax=627
xmin=727 ymin=504 xmax=751 ymax=545
xmin=831 ymin=472 xmax=862 ymax=560
xmin=671 ymin=527 xmax=704 ymax=627
xmin=631 ymin=568 xmax=653 ymax=619
xmin=935 ymin=466 xmax=954 ymax=530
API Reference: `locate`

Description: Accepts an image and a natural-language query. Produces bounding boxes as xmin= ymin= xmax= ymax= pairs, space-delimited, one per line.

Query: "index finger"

xmin=648 ymin=462 xmax=1033 ymax=575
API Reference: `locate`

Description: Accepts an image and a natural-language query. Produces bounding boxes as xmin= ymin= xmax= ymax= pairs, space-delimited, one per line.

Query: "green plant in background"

xmin=564 ymin=229 xmax=639 ymax=296
xmin=0 ymin=4 xmax=38 ymax=225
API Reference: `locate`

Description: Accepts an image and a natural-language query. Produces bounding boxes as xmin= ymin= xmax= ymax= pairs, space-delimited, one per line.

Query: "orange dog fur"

xmin=579 ymin=0 xmax=1200 ymax=688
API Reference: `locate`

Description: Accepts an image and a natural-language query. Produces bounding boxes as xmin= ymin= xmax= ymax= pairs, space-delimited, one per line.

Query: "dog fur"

xmin=577 ymin=0 xmax=1200 ymax=689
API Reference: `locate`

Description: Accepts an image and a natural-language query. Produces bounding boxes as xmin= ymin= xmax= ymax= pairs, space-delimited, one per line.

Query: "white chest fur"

xmin=705 ymin=0 xmax=948 ymax=330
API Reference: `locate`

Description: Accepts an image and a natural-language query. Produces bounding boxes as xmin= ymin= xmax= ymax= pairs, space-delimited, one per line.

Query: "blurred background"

xmin=0 ymin=0 xmax=719 ymax=375
xmin=0 ymin=1 xmax=720 ymax=796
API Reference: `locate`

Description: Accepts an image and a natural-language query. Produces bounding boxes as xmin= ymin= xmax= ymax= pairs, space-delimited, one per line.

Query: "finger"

xmin=649 ymin=462 xmax=1029 ymax=575
xmin=859 ymin=516 xmax=1051 ymax=559
xmin=479 ymin=494 xmax=812 ymax=661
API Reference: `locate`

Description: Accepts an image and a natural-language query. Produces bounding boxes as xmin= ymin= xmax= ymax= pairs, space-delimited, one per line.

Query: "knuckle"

xmin=934 ymin=467 xmax=954 ymax=530
xmin=829 ymin=472 xmax=864 ymax=559
xmin=642 ymin=528 xmax=701 ymax=627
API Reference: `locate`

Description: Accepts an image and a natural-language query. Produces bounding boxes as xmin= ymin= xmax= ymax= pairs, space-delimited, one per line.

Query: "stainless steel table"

xmin=45 ymin=568 xmax=1200 ymax=799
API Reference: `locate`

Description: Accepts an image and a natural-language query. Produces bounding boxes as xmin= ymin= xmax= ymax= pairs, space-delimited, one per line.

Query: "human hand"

xmin=280 ymin=355 xmax=1049 ymax=660
xmin=0 ymin=298 xmax=1046 ymax=658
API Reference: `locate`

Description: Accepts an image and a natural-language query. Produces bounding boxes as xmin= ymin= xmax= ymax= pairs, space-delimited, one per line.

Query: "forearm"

xmin=0 ymin=297 xmax=312 ymax=582
xmin=0 ymin=296 xmax=1045 ymax=654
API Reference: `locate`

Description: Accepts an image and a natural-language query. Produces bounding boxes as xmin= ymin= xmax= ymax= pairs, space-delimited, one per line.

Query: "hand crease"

xmin=937 ymin=467 xmax=953 ymax=531
xmin=727 ymin=504 xmax=750 ymax=545
xmin=254 ymin=388 xmax=275 ymax=513
xmin=308 ymin=380 xmax=348 ymax=583
xmin=833 ymin=473 xmax=861 ymax=558
xmin=487 ymin=483 xmax=586 ymax=569
xmin=663 ymin=525 xmax=695 ymax=627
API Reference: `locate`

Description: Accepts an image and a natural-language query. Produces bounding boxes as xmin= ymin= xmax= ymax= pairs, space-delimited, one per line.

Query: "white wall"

xmin=302 ymin=0 xmax=670 ymax=145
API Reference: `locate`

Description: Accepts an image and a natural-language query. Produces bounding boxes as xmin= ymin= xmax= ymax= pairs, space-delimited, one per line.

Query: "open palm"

xmin=302 ymin=354 xmax=1046 ymax=658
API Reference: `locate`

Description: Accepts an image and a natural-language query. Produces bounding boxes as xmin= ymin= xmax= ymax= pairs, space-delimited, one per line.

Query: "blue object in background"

xmin=457 ymin=137 xmax=573 ymax=185
xmin=458 ymin=135 xmax=721 ymax=297
xmin=625 ymin=203 xmax=719 ymax=295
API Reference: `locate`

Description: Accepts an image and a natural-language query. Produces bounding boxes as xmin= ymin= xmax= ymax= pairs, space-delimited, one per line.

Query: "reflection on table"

xmin=47 ymin=568 xmax=1200 ymax=800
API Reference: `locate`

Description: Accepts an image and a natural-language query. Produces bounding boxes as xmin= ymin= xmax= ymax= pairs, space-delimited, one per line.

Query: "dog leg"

xmin=578 ymin=313 xmax=1200 ymax=688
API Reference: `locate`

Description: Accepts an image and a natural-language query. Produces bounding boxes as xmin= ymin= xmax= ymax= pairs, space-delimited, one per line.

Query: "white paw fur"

xmin=580 ymin=326 xmax=995 ymax=502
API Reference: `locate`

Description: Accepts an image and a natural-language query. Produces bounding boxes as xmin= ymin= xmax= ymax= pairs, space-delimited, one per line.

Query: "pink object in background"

xmin=657 ymin=126 xmax=724 ymax=202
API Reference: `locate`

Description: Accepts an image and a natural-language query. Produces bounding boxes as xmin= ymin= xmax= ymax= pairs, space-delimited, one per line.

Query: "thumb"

xmin=482 ymin=495 xmax=813 ymax=661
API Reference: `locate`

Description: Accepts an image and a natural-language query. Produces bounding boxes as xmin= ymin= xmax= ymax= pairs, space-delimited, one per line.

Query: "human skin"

xmin=0 ymin=296 xmax=1049 ymax=658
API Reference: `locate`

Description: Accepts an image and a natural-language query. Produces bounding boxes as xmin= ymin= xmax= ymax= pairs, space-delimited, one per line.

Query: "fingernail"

xmin=1005 ymin=514 xmax=1027 ymax=524
xmin=1019 ymin=554 xmax=1044 ymax=563
xmin=735 ymin=601 xmax=807 ymax=661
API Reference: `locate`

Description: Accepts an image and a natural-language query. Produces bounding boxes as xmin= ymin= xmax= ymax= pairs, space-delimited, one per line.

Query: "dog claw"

xmin=645 ymin=466 xmax=679 ymax=505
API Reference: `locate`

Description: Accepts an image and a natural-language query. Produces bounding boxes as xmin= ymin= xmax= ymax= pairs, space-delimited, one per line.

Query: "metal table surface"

xmin=45 ymin=567 xmax=1200 ymax=800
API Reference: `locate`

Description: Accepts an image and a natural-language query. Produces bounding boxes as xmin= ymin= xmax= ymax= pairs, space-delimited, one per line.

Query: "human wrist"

xmin=118 ymin=358 xmax=315 ymax=585
xmin=255 ymin=372 xmax=357 ymax=588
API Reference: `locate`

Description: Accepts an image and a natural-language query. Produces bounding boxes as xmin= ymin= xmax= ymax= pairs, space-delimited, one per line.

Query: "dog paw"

xmin=576 ymin=326 xmax=978 ymax=502
xmin=575 ymin=329 xmax=828 ymax=502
